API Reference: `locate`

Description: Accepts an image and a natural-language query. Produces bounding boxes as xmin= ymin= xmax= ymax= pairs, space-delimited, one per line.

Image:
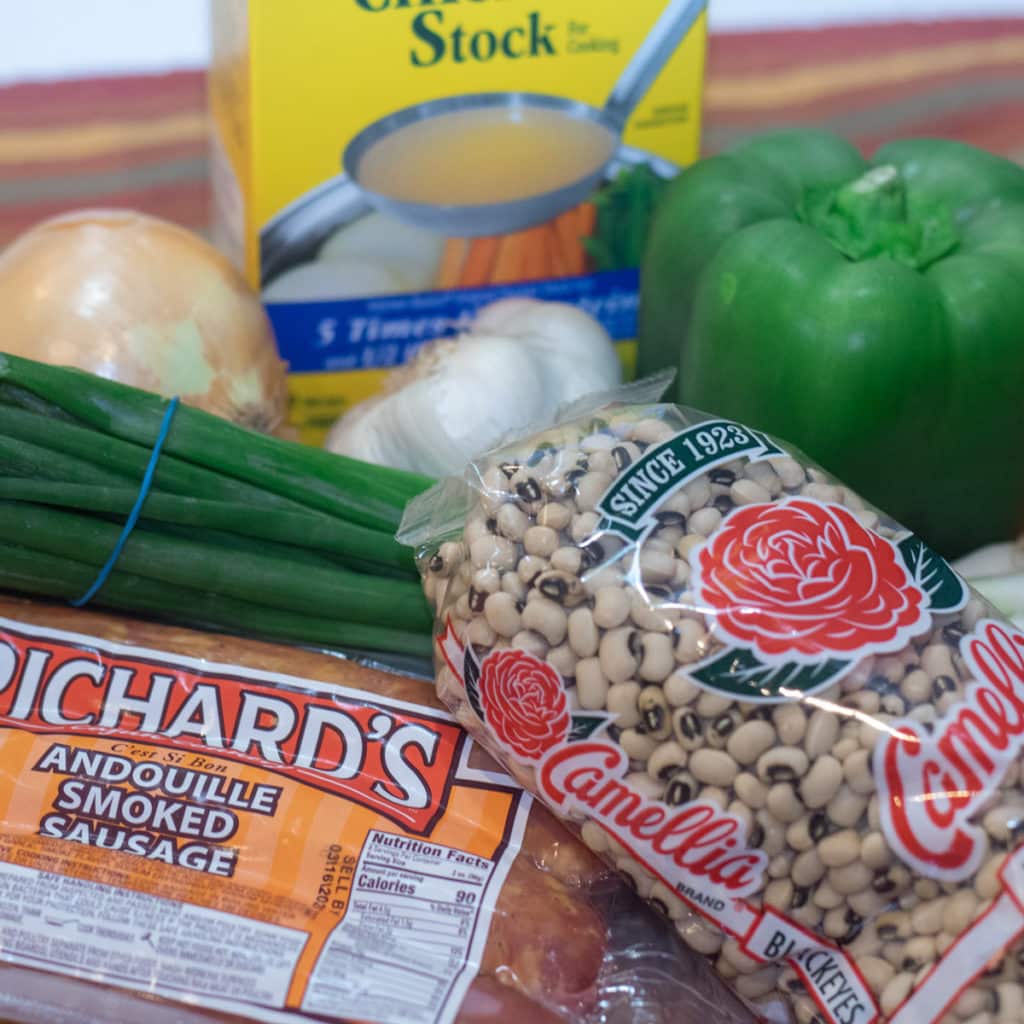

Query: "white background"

xmin=1 ymin=0 xmax=1022 ymax=86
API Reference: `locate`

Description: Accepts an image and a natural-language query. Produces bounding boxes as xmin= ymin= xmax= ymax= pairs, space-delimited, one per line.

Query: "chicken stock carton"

xmin=209 ymin=0 xmax=708 ymax=445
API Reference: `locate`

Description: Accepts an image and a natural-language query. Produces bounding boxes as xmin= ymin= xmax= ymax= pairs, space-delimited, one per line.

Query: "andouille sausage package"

xmin=0 ymin=597 xmax=752 ymax=1024
xmin=401 ymin=397 xmax=1024 ymax=1024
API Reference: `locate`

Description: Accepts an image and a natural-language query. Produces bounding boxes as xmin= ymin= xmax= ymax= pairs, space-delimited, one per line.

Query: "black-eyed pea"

xmin=843 ymin=748 xmax=875 ymax=795
xmin=944 ymin=889 xmax=979 ymax=935
xmin=481 ymin=589 xmax=520 ymax=634
xmin=579 ymin=820 xmax=609 ymax=854
xmin=911 ymin=898 xmax=948 ymax=936
xmin=765 ymin=878 xmax=794 ymax=910
xmin=569 ymin=511 xmax=601 ymax=545
xmin=670 ymin=560 xmax=691 ymax=589
xmin=726 ymin=719 xmax=776 ymax=766
xmin=675 ymin=533 xmax=704 ymax=562
xmin=832 ymin=737 xmax=860 ymax=762
xmin=743 ymin=460 xmax=781 ymax=494
xmin=593 ymin=586 xmax=631 ymax=629
xmin=861 ymin=831 xmax=892 ymax=871
xmin=756 ymin=746 xmax=809 ymax=785
xmin=734 ymin=772 xmax=768 ymax=811
xmin=792 ymin=848 xmax=826 ymax=887
xmin=598 ymin=626 xmax=639 ymax=682
xmin=672 ymin=707 xmax=704 ymax=752
xmin=812 ymin=880 xmax=844 ymax=910
xmin=495 ymin=502 xmax=528 ymax=541
xmin=690 ymin=749 xmax=739 ymax=788
xmin=922 ymin=642 xmax=958 ymax=680
xmin=469 ymin=533 xmax=518 ymax=571
xmin=983 ymin=803 xmax=1024 ymax=843
xmin=664 ymin=669 xmax=700 ymax=707
xmin=663 ymin=768 xmax=698 ymax=807
xmin=521 ymin=597 xmax=568 ymax=645
xmin=828 ymin=860 xmax=874 ymax=894
xmin=773 ymin=703 xmax=806 ymax=746
xmin=848 ymin=889 xmax=892 ymax=919
xmin=629 ymin=591 xmax=676 ymax=633
xmin=715 ymin=959 xmax=738 ymax=982
xmin=699 ymin=785 xmax=729 ymax=809
xmin=679 ymin=918 xmax=725 ymax=956
xmin=872 ymin=863 xmax=912 ymax=899
xmin=696 ymin=690 xmax=734 ymax=719
xmin=768 ymin=851 xmax=794 ymax=879
xmin=537 ymin=502 xmax=573 ymax=532
xmin=619 ymin=727 xmax=659 ymax=762
xmin=954 ymin=986 xmax=994 ymax=1019
xmin=454 ymin=593 xmax=472 ymax=619
xmin=546 ymin=644 xmax=577 ymax=680
xmin=517 ymin=554 xmax=549 ymax=584
xmin=876 ymin=910 xmax=912 ymax=942
xmin=804 ymin=708 xmax=840 ymax=759
xmin=859 ymin=715 xmax=895 ymax=750
xmin=682 ymin=475 xmax=712 ymax=508
xmin=868 ymin=793 xmax=882 ymax=831
xmin=535 ymin=570 xmax=585 ymax=607
xmin=803 ymin=482 xmax=841 ymax=503
xmin=881 ymin=972 xmax=916 ymax=1016
xmin=567 ymin=608 xmax=599 ymax=658
xmin=767 ymin=783 xmax=804 ymax=823
xmin=471 ymin=567 xmax=502 ymax=595
xmin=707 ymin=709 xmax=743 ymax=750
xmin=766 ymin=456 xmax=803 ymax=489
xmin=995 ymin=981 xmax=1024 ymax=1020
xmin=625 ymin=770 xmax=665 ymax=802
xmin=574 ymin=471 xmax=615 ymax=511
xmin=800 ymin=755 xmax=843 ymax=809
xmin=639 ymin=632 xmax=675 ymax=682
xmin=649 ymin=881 xmax=687 ymax=921
xmin=847 ymin=921 xmax=883 ymax=960
xmin=818 ymin=829 xmax=861 ymax=868
xmin=793 ymin=810 xmax=828 ymax=848
xmin=730 ymin=477 xmax=772 ymax=506
xmin=616 ymin=856 xmax=655 ymax=898
xmin=734 ymin=966 xmax=781 ymax=999
xmin=859 ymin=955 xmax=896 ymax=995
xmin=647 ymin=740 xmax=688 ymax=782
xmin=727 ymin=800 xmax=754 ymax=833
xmin=822 ymin=905 xmax=855 ymax=939
xmin=639 ymin=545 xmax=676 ymax=582
xmin=976 ymin=855 xmax=1004 ymax=901
xmin=637 ymin=685 xmax=671 ymax=738
xmin=755 ymin=809 xmax=786 ymax=857
xmin=575 ymin=658 xmax=609 ymax=710
xmin=842 ymin=689 xmax=881 ymax=715
xmin=899 ymin=667 xmax=932 ymax=704
xmin=674 ymin=618 xmax=709 ymax=663
xmin=606 ymin=681 xmax=642 ymax=728
xmin=689 ymin=506 xmax=722 ymax=537
xmin=511 ymin=629 xmax=547 ymax=658
xmin=629 ymin=417 xmax=676 ymax=445
xmin=501 ymin=572 xmax=526 ymax=601
xmin=915 ymin=878 xmax=941 ymax=902
xmin=464 ymin=617 xmax=497 ymax=647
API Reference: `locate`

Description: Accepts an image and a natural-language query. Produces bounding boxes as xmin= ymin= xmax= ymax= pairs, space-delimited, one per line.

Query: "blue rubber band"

xmin=70 ymin=396 xmax=180 ymax=608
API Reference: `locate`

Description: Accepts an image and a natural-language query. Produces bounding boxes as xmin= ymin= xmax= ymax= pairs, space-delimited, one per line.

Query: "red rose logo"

xmin=478 ymin=649 xmax=570 ymax=762
xmin=693 ymin=498 xmax=927 ymax=659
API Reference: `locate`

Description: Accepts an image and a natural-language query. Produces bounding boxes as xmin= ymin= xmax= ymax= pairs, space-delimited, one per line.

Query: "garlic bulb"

xmin=324 ymin=298 xmax=622 ymax=476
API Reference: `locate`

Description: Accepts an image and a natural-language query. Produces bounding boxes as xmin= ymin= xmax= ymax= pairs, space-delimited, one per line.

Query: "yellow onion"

xmin=0 ymin=209 xmax=288 ymax=432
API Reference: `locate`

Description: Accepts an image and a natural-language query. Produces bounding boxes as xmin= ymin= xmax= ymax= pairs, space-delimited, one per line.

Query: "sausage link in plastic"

xmin=0 ymin=597 xmax=751 ymax=1024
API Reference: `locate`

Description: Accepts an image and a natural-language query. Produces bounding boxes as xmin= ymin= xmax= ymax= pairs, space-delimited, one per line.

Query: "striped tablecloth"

xmin=0 ymin=18 xmax=1022 ymax=249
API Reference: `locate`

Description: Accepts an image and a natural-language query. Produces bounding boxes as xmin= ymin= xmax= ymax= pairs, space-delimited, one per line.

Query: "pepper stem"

xmin=798 ymin=164 xmax=958 ymax=270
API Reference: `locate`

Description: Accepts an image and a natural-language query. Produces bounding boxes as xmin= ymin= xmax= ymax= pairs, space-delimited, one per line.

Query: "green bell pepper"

xmin=639 ymin=130 xmax=1024 ymax=557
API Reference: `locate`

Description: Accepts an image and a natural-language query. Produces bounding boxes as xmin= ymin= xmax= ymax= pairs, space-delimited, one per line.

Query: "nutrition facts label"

xmin=302 ymin=829 xmax=500 ymax=1024
xmin=0 ymin=861 xmax=306 ymax=1007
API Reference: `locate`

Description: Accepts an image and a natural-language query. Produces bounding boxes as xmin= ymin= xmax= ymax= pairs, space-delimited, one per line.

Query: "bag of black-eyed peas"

xmin=398 ymin=395 xmax=1024 ymax=1024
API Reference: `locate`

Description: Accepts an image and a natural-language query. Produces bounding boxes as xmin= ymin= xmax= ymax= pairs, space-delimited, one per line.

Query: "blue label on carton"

xmin=265 ymin=270 xmax=640 ymax=373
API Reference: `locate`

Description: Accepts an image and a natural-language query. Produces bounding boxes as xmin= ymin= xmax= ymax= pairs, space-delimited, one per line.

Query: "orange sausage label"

xmin=0 ymin=617 xmax=528 ymax=1024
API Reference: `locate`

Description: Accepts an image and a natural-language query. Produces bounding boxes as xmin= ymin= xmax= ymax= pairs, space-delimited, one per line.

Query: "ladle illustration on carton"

xmin=261 ymin=0 xmax=707 ymax=284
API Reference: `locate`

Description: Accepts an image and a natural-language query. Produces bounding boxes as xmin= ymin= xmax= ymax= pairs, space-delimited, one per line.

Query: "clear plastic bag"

xmin=0 ymin=596 xmax=752 ymax=1024
xmin=400 ymin=398 xmax=1024 ymax=1024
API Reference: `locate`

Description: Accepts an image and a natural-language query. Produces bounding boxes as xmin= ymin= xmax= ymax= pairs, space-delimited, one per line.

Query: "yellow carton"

xmin=209 ymin=0 xmax=708 ymax=445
